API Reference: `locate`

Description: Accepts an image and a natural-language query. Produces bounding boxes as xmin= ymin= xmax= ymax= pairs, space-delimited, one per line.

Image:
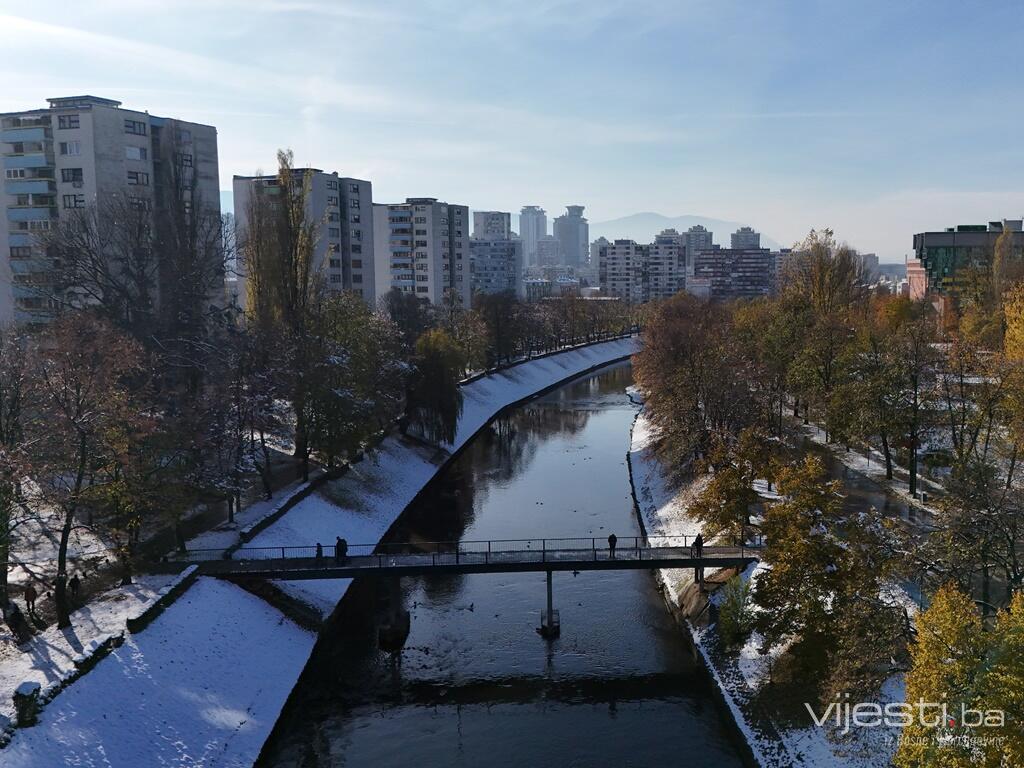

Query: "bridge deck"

xmin=180 ymin=537 xmax=762 ymax=580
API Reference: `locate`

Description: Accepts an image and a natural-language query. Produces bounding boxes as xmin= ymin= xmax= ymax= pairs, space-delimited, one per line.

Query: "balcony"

xmin=5 ymin=179 xmax=56 ymax=195
xmin=7 ymin=206 xmax=58 ymax=222
xmin=4 ymin=153 xmax=53 ymax=169
xmin=2 ymin=127 xmax=50 ymax=143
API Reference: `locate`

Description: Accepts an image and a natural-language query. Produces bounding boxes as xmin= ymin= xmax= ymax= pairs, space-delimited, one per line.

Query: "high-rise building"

xmin=372 ymin=197 xmax=470 ymax=308
xmin=519 ymin=205 xmax=547 ymax=266
xmin=913 ymin=219 xmax=1024 ymax=295
xmin=690 ymin=248 xmax=775 ymax=300
xmin=731 ymin=226 xmax=761 ymax=249
xmin=684 ymin=225 xmax=714 ymax=277
xmin=536 ymin=235 xmax=561 ymax=266
xmin=597 ymin=232 xmax=685 ymax=304
xmin=590 ymin=236 xmax=610 ymax=266
xmin=233 ymin=169 xmax=373 ymax=308
xmin=472 ymin=210 xmax=511 ymax=240
xmin=0 ymin=95 xmax=220 ymax=324
xmin=470 ymin=238 xmax=523 ymax=298
xmin=553 ymin=205 xmax=589 ymax=266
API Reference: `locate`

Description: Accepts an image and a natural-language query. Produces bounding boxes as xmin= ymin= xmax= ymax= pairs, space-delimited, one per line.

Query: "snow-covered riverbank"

xmin=2 ymin=336 xmax=639 ymax=768
xmin=628 ymin=408 xmax=904 ymax=768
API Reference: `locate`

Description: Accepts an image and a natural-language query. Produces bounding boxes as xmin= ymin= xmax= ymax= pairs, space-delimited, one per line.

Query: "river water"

xmin=259 ymin=362 xmax=748 ymax=768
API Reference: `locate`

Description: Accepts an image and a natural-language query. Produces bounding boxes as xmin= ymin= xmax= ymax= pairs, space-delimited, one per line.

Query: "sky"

xmin=1 ymin=0 xmax=1022 ymax=261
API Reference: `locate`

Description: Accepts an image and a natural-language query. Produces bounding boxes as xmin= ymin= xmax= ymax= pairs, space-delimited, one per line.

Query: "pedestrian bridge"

xmin=178 ymin=535 xmax=762 ymax=580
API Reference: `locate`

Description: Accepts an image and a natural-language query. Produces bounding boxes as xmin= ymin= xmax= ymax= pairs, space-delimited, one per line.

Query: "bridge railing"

xmin=173 ymin=533 xmax=764 ymax=564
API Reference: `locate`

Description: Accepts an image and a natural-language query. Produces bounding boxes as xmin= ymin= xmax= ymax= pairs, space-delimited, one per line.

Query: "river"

xmin=258 ymin=362 xmax=748 ymax=768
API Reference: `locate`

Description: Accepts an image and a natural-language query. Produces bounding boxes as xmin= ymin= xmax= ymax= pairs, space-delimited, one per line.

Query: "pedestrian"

xmin=315 ymin=542 xmax=324 ymax=562
xmin=5 ymin=602 xmax=30 ymax=644
xmin=693 ymin=532 xmax=704 ymax=559
xmin=607 ymin=533 xmax=617 ymax=559
xmin=23 ymin=584 xmax=37 ymax=615
xmin=335 ymin=536 xmax=348 ymax=564
xmin=69 ymin=574 xmax=81 ymax=602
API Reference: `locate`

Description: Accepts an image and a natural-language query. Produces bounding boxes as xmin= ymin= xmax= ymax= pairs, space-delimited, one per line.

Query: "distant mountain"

xmin=588 ymin=212 xmax=784 ymax=251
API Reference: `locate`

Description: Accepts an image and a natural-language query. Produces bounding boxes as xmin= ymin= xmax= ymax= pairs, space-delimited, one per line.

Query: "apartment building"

xmin=597 ymin=232 xmax=684 ymax=304
xmin=690 ymin=248 xmax=775 ymax=300
xmin=1 ymin=95 xmax=219 ymax=323
xmin=372 ymin=198 xmax=471 ymax=307
xmin=472 ymin=210 xmax=511 ymax=240
xmin=731 ymin=226 xmax=761 ymax=249
xmin=233 ymin=169 xmax=373 ymax=308
xmin=470 ymin=237 xmax=523 ymax=297
xmin=519 ymin=205 xmax=547 ymax=266
xmin=683 ymin=225 xmax=714 ymax=277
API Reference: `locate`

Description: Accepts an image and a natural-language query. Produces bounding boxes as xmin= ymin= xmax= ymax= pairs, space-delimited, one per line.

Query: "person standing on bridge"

xmin=693 ymin=532 xmax=704 ymax=559
xmin=315 ymin=543 xmax=324 ymax=562
xmin=335 ymin=537 xmax=348 ymax=564
xmin=608 ymin=533 xmax=617 ymax=559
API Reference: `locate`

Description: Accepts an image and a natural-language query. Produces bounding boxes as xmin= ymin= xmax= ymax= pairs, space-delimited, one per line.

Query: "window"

xmin=352 ymin=274 xmax=362 ymax=284
xmin=329 ymin=258 xmax=341 ymax=269
xmin=415 ymin=229 xmax=426 ymax=236
xmin=326 ymin=180 xmax=338 ymax=190
xmin=61 ymin=168 xmax=84 ymax=183
xmin=352 ymin=229 xmax=362 ymax=241
xmin=57 ymin=114 xmax=80 ymax=129
xmin=59 ymin=141 xmax=81 ymax=156
xmin=329 ymin=274 xmax=341 ymax=284
xmin=124 ymin=119 xmax=148 ymax=136
xmin=349 ymin=198 xmax=360 ymax=209
xmin=351 ymin=245 xmax=362 ymax=254
xmin=415 ymin=240 xmax=427 ymax=247
xmin=62 ymin=194 xmax=85 ymax=209
xmin=328 ymin=227 xmax=340 ymax=238
xmin=327 ymin=196 xmax=338 ymax=206
xmin=5 ymin=169 xmax=26 ymax=179
xmin=328 ymin=212 xmax=340 ymax=222
xmin=176 ymin=128 xmax=192 ymax=142
xmin=10 ymin=246 xmax=31 ymax=259
xmin=350 ymin=214 xmax=360 ymax=224
xmin=415 ymin=217 xmax=426 ymax=224
xmin=125 ymin=146 xmax=149 ymax=161
xmin=176 ymin=152 xmax=193 ymax=167
xmin=351 ymin=259 xmax=362 ymax=269
xmin=127 ymin=171 xmax=150 ymax=186
xmin=28 ymin=220 xmax=51 ymax=231
xmin=349 ymin=183 xmax=359 ymax=194
xmin=128 ymin=197 xmax=151 ymax=211
xmin=328 ymin=242 xmax=340 ymax=253
xmin=416 ymin=286 xmax=429 ymax=293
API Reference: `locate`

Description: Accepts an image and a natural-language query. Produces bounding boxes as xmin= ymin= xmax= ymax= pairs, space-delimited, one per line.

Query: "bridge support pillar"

xmin=378 ymin=576 xmax=410 ymax=652
xmin=539 ymin=570 xmax=560 ymax=639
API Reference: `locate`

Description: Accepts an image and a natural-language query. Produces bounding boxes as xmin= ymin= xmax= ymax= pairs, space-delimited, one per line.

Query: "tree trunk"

xmin=55 ymin=507 xmax=74 ymax=628
xmin=881 ymin=432 xmax=894 ymax=480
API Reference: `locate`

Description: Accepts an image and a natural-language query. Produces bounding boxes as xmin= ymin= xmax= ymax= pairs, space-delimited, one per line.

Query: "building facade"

xmin=1 ymin=95 xmax=220 ymax=324
xmin=691 ymin=248 xmax=775 ymax=300
xmin=519 ymin=205 xmax=547 ymax=266
xmin=912 ymin=220 xmax=1024 ymax=295
xmin=372 ymin=197 xmax=470 ymax=307
xmin=683 ymin=225 xmax=714 ymax=278
xmin=470 ymin=210 xmax=522 ymax=298
xmin=472 ymin=210 xmax=511 ymax=240
xmin=731 ymin=226 xmax=761 ymax=249
xmin=233 ymin=169 xmax=373 ymax=308
xmin=597 ymin=233 xmax=685 ymax=304
xmin=536 ymin=234 xmax=561 ymax=266
xmin=552 ymin=205 xmax=589 ymax=266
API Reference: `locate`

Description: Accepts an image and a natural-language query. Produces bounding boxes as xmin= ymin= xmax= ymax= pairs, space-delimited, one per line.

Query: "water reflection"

xmin=257 ymin=362 xmax=746 ymax=768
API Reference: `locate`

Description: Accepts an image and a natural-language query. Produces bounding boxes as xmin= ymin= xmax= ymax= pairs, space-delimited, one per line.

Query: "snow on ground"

xmin=2 ymin=578 xmax=315 ymax=768
xmin=629 ymin=408 xmax=906 ymax=768
xmin=248 ymin=336 xmax=639 ymax=615
xmin=0 ymin=572 xmax=177 ymax=724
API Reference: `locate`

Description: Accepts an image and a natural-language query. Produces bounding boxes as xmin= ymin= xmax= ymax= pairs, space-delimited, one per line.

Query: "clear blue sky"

xmin=2 ymin=1 xmax=1021 ymax=260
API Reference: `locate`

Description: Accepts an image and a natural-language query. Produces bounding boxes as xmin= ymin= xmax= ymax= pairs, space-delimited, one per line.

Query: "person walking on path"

xmin=607 ymin=533 xmax=617 ymax=559
xmin=23 ymin=585 xmax=37 ymax=616
xmin=69 ymin=574 xmax=81 ymax=602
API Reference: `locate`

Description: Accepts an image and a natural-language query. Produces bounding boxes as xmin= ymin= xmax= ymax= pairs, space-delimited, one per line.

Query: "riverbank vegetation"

xmin=636 ymin=228 xmax=1024 ymax=765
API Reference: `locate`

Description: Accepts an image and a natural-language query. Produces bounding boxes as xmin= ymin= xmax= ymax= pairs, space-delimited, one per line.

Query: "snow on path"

xmin=0 ymin=574 xmax=176 ymax=723
xmin=249 ymin=336 xmax=640 ymax=615
xmin=2 ymin=578 xmax=315 ymax=768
